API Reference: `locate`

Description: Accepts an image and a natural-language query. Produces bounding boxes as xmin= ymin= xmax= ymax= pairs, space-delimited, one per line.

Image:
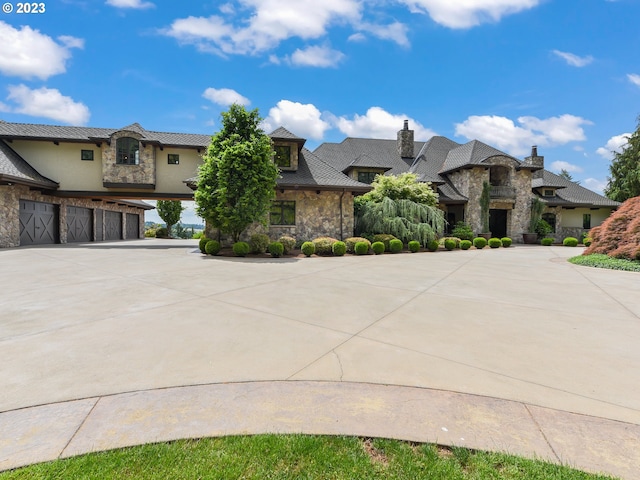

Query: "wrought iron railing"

xmin=490 ymin=185 xmax=516 ymax=198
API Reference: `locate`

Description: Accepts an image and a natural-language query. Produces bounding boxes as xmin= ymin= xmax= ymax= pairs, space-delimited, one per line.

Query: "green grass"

xmin=0 ymin=435 xmax=618 ymax=479
xmin=569 ymin=254 xmax=640 ymax=272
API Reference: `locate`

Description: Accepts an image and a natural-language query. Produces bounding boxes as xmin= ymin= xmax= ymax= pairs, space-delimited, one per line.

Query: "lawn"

xmin=569 ymin=253 xmax=640 ymax=272
xmin=0 ymin=435 xmax=618 ymax=479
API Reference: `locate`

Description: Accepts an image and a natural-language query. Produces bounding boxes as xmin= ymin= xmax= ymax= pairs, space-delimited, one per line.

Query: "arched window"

xmin=116 ymin=137 xmax=139 ymax=165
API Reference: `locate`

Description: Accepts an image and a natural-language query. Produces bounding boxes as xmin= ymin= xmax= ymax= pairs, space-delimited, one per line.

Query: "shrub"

xmin=198 ymin=237 xmax=210 ymax=253
xmin=541 ymin=237 xmax=554 ymax=246
xmin=232 ymin=241 xmax=250 ymax=257
xmin=345 ymin=237 xmax=371 ymax=254
xmin=501 ymin=237 xmax=512 ymax=247
xmin=373 ymin=234 xmax=397 ymax=252
xmin=408 ymin=240 xmax=420 ymax=253
xmin=488 ymin=238 xmax=502 ymax=248
xmin=332 ymin=241 xmax=347 ymax=256
xmin=535 ymin=219 xmax=553 ymax=237
xmin=372 ymin=241 xmax=385 ymax=255
xmin=427 ymin=240 xmax=439 ymax=252
xmin=444 ymin=238 xmax=457 ymax=251
xmin=312 ymin=236 xmax=338 ymax=255
xmin=460 ymin=240 xmax=472 ymax=250
xmin=563 ymin=237 xmax=579 ymax=247
xmin=268 ymin=241 xmax=284 ymax=258
xmin=192 ymin=231 xmax=204 ymax=240
xmin=354 ymin=241 xmax=370 ymax=255
xmin=389 ymin=239 xmax=404 ymax=253
xmin=205 ymin=239 xmax=221 ymax=255
xmin=249 ymin=233 xmax=270 ymax=254
xmin=473 ymin=237 xmax=487 ymax=249
xmin=451 ymin=221 xmax=474 ymax=241
xmin=583 ymin=237 xmax=593 ymax=247
xmin=301 ymin=241 xmax=315 ymax=257
xmin=144 ymin=228 xmax=156 ymax=238
xmin=276 ymin=235 xmax=296 ymax=254
xmin=155 ymin=227 xmax=169 ymax=238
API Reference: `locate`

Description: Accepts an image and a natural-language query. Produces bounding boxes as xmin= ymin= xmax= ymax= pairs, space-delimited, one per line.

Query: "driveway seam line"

xmin=59 ymin=397 xmax=101 ymax=460
xmin=524 ymin=403 xmax=560 ymax=462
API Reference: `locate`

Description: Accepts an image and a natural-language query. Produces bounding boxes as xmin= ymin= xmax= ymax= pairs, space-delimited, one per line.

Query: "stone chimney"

xmin=397 ymin=119 xmax=414 ymax=158
xmin=525 ymin=145 xmax=544 ymax=179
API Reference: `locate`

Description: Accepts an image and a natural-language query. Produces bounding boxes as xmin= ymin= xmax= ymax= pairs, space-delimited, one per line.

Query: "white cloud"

xmin=202 ymin=87 xmax=250 ymax=106
xmin=583 ymin=178 xmax=607 ymax=195
xmin=398 ymin=0 xmax=541 ymax=28
xmin=455 ymin=114 xmax=591 ymax=156
xmin=552 ymin=50 xmax=593 ymax=67
xmin=288 ymin=45 xmax=345 ymax=67
xmin=4 ymin=85 xmax=90 ymax=125
xmin=0 ymin=21 xmax=83 ymax=80
xmin=357 ymin=21 xmax=410 ymax=46
xmin=596 ymin=133 xmax=630 ymax=159
xmin=627 ymin=73 xmax=640 ymax=87
xmin=262 ymin=100 xmax=330 ymax=140
xmin=348 ymin=32 xmax=367 ymax=42
xmin=550 ymin=161 xmax=583 ymax=173
xmin=336 ymin=107 xmax=436 ymax=140
xmin=106 ymin=0 xmax=154 ymax=9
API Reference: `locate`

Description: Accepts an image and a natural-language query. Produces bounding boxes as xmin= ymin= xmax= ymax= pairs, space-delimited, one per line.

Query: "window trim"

xmin=270 ymin=200 xmax=296 ymax=226
xmin=543 ymin=189 xmax=555 ymax=197
xmin=81 ymin=149 xmax=94 ymax=161
xmin=168 ymin=154 xmax=180 ymax=165
xmin=116 ymin=137 xmax=140 ymax=165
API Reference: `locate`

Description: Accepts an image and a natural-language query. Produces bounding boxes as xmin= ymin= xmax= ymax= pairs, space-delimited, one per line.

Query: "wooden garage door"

xmin=95 ymin=209 xmax=104 ymax=241
xmin=126 ymin=213 xmax=139 ymax=239
xmin=105 ymin=211 xmax=122 ymax=241
xmin=66 ymin=206 xmax=93 ymax=243
xmin=19 ymin=200 xmax=59 ymax=245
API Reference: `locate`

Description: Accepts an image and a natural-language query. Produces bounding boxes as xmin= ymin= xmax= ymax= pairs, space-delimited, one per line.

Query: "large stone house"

xmin=314 ymin=121 xmax=620 ymax=242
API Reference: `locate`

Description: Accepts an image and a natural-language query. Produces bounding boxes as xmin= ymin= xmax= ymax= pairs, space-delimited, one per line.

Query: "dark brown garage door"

xmin=126 ymin=213 xmax=139 ymax=239
xmin=66 ymin=206 xmax=93 ymax=243
xmin=105 ymin=211 xmax=122 ymax=241
xmin=95 ymin=209 xmax=104 ymax=241
xmin=19 ymin=200 xmax=59 ymax=245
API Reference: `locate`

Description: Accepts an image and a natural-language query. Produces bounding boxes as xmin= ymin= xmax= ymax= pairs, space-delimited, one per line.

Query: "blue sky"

xmin=1 ymin=0 xmax=639 ymax=225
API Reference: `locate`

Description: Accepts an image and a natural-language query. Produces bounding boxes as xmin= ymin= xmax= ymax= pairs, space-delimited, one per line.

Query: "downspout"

xmin=340 ymin=189 xmax=345 ymax=240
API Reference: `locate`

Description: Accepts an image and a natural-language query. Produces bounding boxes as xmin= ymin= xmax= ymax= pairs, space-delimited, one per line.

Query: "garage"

xmin=19 ymin=200 xmax=59 ymax=246
xmin=66 ymin=206 xmax=93 ymax=243
xmin=105 ymin=211 xmax=122 ymax=241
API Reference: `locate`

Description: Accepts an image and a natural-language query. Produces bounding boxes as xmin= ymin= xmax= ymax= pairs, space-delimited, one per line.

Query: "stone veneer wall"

xmin=0 ymin=184 xmax=146 ymax=247
xmin=102 ymin=130 xmax=156 ymax=186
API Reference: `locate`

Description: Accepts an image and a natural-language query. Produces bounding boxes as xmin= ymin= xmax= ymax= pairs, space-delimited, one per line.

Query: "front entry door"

xmin=489 ymin=209 xmax=508 ymax=238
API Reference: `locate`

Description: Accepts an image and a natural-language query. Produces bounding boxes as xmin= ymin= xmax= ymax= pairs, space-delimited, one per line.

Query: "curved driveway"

xmin=1 ymin=240 xmax=639 ymax=478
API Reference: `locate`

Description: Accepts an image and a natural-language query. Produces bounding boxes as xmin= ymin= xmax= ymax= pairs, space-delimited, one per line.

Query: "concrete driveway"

xmin=1 ymin=239 xmax=639 ymax=478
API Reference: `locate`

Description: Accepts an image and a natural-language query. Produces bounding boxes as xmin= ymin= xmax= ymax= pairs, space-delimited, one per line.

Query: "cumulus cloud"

xmin=357 ymin=21 xmax=410 ymax=46
xmin=628 ymin=73 xmax=640 ymax=87
xmin=583 ymin=178 xmax=607 ymax=194
xmin=552 ymin=50 xmax=594 ymax=67
xmin=596 ymin=133 xmax=630 ymax=159
xmin=202 ymin=87 xmax=250 ymax=106
xmin=455 ymin=114 xmax=591 ymax=156
xmin=336 ymin=107 xmax=436 ymax=140
xmin=398 ymin=0 xmax=541 ymax=28
xmin=106 ymin=0 xmax=155 ymax=9
xmin=287 ymin=45 xmax=345 ymax=67
xmin=0 ymin=21 xmax=83 ymax=80
xmin=4 ymin=85 xmax=90 ymax=125
xmin=261 ymin=100 xmax=331 ymax=140
xmin=550 ymin=161 xmax=583 ymax=173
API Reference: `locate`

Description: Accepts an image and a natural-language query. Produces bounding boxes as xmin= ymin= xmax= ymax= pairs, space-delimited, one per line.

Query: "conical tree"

xmin=604 ymin=117 xmax=640 ymax=202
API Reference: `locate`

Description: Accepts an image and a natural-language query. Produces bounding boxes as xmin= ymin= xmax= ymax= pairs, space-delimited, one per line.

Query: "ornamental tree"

xmin=195 ymin=104 xmax=279 ymax=242
xmin=604 ymin=117 xmax=640 ymax=202
xmin=156 ymin=200 xmax=184 ymax=237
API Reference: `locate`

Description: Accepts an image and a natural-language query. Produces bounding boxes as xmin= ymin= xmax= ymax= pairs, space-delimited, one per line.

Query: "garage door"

xmin=66 ymin=206 xmax=93 ymax=243
xmin=19 ymin=200 xmax=59 ymax=245
xmin=95 ymin=209 xmax=104 ymax=241
xmin=105 ymin=211 xmax=122 ymax=241
xmin=126 ymin=213 xmax=139 ymax=239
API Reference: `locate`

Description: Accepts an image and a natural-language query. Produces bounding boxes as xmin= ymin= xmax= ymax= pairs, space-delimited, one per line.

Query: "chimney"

xmin=397 ymin=119 xmax=414 ymax=158
xmin=525 ymin=145 xmax=544 ymax=179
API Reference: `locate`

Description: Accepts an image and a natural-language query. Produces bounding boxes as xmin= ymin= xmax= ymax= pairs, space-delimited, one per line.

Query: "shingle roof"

xmin=536 ymin=171 xmax=620 ymax=207
xmin=439 ymin=140 xmax=520 ymax=174
xmin=0 ymin=140 xmax=58 ymax=189
xmin=269 ymin=127 xmax=306 ymax=144
xmin=532 ymin=171 xmax=568 ymax=189
xmin=409 ymin=136 xmax=461 ymax=183
xmin=342 ymin=154 xmax=392 ymax=173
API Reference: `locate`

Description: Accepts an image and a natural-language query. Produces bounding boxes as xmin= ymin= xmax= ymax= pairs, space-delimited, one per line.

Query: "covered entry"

xmin=489 ymin=209 xmax=508 ymax=238
xmin=66 ymin=206 xmax=93 ymax=243
xmin=19 ymin=200 xmax=59 ymax=245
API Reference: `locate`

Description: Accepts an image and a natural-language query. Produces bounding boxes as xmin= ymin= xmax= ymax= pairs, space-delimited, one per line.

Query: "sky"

xmin=1 ymin=0 xmax=639 ymax=225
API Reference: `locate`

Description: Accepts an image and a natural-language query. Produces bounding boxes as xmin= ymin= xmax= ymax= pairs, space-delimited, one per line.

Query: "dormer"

xmin=342 ymin=154 xmax=391 ymax=184
xmin=269 ymin=127 xmax=306 ymax=172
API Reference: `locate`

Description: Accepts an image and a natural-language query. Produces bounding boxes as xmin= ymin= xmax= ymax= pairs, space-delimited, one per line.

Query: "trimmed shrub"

xmin=460 ymin=240 xmax=472 ymax=250
xmin=488 ymin=238 xmax=502 ymax=248
xmin=451 ymin=221 xmax=474 ymax=241
xmin=408 ymin=240 xmax=420 ymax=253
xmin=268 ymin=241 xmax=284 ymax=258
xmin=155 ymin=227 xmax=169 ymax=238
xmin=144 ymin=228 xmax=156 ymax=238
xmin=427 ymin=240 xmax=439 ymax=252
xmin=473 ymin=237 xmax=487 ymax=249
xmin=389 ymin=239 xmax=404 ymax=253
xmin=232 ymin=241 xmax=250 ymax=257
xmin=278 ymin=236 xmax=296 ymax=254
xmin=312 ymin=236 xmax=338 ymax=255
xmin=332 ymin=241 xmax=347 ymax=256
xmin=541 ymin=237 xmax=554 ymax=246
xmin=501 ymin=237 xmax=512 ymax=247
xmin=198 ymin=237 xmax=210 ymax=253
xmin=249 ymin=233 xmax=270 ymax=254
xmin=372 ymin=241 xmax=385 ymax=255
xmin=204 ymin=239 xmax=221 ymax=255
xmin=373 ymin=234 xmax=397 ymax=252
xmin=444 ymin=238 xmax=457 ymax=251
xmin=354 ymin=241 xmax=370 ymax=255
xmin=583 ymin=237 xmax=593 ymax=247
xmin=563 ymin=237 xmax=579 ymax=247
xmin=345 ymin=237 xmax=371 ymax=254
xmin=301 ymin=241 xmax=315 ymax=257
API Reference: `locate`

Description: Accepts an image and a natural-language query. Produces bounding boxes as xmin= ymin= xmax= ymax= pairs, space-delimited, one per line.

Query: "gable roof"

xmin=439 ymin=140 xmax=520 ymax=174
xmin=269 ymin=127 xmax=306 ymax=145
xmin=0 ymin=140 xmax=58 ymax=189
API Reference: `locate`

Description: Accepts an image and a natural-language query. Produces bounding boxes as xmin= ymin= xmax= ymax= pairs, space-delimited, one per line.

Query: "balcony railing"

xmin=490 ymin=185 xmax=516 ymax=199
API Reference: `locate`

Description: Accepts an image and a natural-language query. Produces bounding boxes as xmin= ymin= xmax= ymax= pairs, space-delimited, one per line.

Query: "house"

xmin=314 ymin=121 xmax=620 ymax=242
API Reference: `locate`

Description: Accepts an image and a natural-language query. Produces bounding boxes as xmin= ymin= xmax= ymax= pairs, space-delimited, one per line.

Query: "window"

xmin=116 ymin=137 xmax=139 ymax=165
xmin=357 ymin=171 xmax=379 ymax=184
xmin=81 ymin=149 xmax=94 ymax=161
xmin=168 ymin=154 xmax=179 ymax=165
xmin=583 ymin=214 xmax=591 ymax=230
xmin=270 ymin=201 xmax=295 ymax=225
xmin=274 ymin=145 xmax=291 ymax=168
xmin=543 ymin=189 xmax=555 ymax=197
xmin=542 ymin=213 xmax=556 ymax=233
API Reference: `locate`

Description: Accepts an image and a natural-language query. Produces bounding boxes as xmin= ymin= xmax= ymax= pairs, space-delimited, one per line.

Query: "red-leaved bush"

xmin=584 ymin=196 xmax=640 ymax=260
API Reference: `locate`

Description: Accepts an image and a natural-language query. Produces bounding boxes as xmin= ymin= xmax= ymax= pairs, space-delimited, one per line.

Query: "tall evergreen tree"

xmin=604 ymin=117 xmax=640 ymax=202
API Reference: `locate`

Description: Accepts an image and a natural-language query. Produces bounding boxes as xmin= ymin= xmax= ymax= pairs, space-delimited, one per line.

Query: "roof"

xmin=439 ymin=140 xmax=520 ymax=174
xmin=532 ymin=171 xmax=568 ymax=189
xmin=536 ymin=171 xmax=620 ymax=207
xmin=0 ymin=140 xmax=58 ymax=189
xmin=268 ymin=127 xmax=306 ymax=145
xmin=342 ymin=154 xmax=393 ymax=173
xmin=410 ymin=136 xmax=461 ymax=183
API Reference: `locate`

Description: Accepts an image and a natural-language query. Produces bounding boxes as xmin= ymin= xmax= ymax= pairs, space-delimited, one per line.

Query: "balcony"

xmin=490 ymin=185 xmax=516 ymax=199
